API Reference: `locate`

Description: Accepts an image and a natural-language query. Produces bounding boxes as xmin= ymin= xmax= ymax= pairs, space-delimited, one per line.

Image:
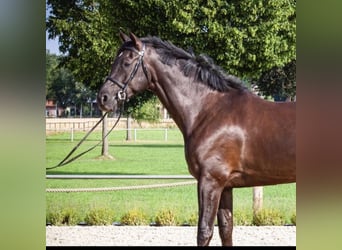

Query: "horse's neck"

xmin=151 ymin=64 xmax=213 ymax=136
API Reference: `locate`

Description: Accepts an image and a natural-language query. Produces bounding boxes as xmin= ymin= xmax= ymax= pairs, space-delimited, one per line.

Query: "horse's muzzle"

xmin=97 ymin=89 xmax=116 ymax=112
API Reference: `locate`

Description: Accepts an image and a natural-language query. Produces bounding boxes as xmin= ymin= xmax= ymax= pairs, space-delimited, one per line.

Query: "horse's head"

xmin=97 ymin=32 xmax=150 ymax=112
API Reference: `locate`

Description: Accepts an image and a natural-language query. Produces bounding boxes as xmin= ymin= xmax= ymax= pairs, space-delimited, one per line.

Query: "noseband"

xmin=105 ymin=43 xmax=149 ymax=102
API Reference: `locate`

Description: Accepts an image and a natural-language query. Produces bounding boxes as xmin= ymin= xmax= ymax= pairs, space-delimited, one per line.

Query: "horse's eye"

xmin=123 ymin=62 xmax=131 ymax=67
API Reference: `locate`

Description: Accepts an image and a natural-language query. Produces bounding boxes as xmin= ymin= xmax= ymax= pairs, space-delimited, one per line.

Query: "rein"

xmin=46 ymin=43 xmax=148 ymax=171
xmin=46 ymin=104 xmax=124 ymax=171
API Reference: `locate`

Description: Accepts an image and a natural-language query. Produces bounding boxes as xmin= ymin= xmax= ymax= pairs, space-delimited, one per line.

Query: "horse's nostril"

xmin=102 ymin=94 xmax=108 ymax=103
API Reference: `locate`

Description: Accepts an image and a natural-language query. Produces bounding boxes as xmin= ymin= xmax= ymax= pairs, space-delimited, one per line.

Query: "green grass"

xmin=46 ymin=130 xmax=296 ymax=225
xmin=46 ymin=129 xmax=186 ymax=174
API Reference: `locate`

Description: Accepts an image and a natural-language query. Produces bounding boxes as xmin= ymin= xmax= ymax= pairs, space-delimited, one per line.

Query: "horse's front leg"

xmin=217 ymin=187 xmax=233 ymax=246
xmin=197 ymin=176 xmax=223 ymax=246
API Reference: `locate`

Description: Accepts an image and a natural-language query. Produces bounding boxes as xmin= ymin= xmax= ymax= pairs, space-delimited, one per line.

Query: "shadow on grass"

xmin=46 ymin=143 xmax=185 ymax=175
xmin=109 ymin=144 xmax=184 ymax=148
xmin=46 ymin=171 xmax=149 ymax=175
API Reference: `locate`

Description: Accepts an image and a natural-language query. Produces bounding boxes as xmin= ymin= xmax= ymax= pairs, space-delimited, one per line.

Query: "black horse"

xmin=97 ymin=32 xmax=296 ymax=246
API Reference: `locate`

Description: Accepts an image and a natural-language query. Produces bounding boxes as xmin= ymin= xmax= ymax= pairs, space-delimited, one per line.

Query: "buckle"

xmin=117 ymin=90 xmax=127 ymax=101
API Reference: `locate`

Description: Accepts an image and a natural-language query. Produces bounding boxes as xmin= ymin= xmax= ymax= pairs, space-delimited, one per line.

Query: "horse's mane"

xmin=140 ymin=36 xmax=247 ymax=92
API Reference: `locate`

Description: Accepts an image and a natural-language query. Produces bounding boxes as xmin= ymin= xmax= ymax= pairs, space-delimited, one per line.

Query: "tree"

xmin=46 ymin=51 xmax=76 ymax=110
xmin=46 ymin=50 xmax=58 ymax=99
xmin=129 ymin=95 xmax=161 ymax=125
xmin=46 ymin=0 xmax=119 ymax=90
xmin=74 ymin=81 xmax=94 ymax=117
xmin=253 ymin=59 xmax=296 ymax=100
xmin=46 ymin=0 xmax=296 ymax=98
xmin=173 ymin=0 xmax=296 ymax=79
xmin=46 ymin=51 xmax=96 ymax=116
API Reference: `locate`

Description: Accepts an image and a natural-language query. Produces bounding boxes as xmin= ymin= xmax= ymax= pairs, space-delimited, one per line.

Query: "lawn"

xmin=46 ymin=130 xmax=296 ymax=225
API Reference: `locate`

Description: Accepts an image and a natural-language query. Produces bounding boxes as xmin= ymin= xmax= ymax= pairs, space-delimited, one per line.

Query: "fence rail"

xmin=46 ymin=118 xmax=180 ymax=142
xmin=46 ymin=117 xmax=176 ymax=132
xmin=48 ymin=127 xmax=182 ymax=142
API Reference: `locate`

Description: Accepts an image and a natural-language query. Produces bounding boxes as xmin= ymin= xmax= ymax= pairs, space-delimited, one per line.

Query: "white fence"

xmin=64 ymin=128 xmax=178 ymax=142
xmin=46 ymin=117 xmax=177 ymax=132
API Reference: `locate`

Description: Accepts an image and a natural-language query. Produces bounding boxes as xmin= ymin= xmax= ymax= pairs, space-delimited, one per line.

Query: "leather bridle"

xmin=105 ymin=43 xmax=149 ymax=102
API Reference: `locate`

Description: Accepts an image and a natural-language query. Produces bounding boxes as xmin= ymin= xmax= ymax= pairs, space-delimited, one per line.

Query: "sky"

xmin=46 ymin=31 xmax=61 ymax=55
xmin=46 ymin=3 xmax=61 ymax=55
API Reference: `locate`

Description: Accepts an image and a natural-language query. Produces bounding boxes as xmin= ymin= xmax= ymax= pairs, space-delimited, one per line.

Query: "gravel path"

xmin=46 ymin=225 xmax=296 ymax=246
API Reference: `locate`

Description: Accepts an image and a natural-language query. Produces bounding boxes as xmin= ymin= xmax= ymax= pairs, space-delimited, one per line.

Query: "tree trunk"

xmin=80 ymin=103 xmax=83 ymax=118
xmin=101 ymin=112 xmax=110 ymax=157
xmin=101 ymin=111 xmax=109 ymax=156
xmin=98 ymin=111 xmax=114 ymax=159
xmin=126 ymin=114 xmax=132 ymax=141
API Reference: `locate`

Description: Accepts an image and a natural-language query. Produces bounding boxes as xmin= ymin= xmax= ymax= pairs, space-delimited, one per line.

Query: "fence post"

xmin=253 ymin=186 xmax=263 ymax=217
xmin=134 ymin=128 xmax=137 ymax=142
xmin=164 ymin=128 xmax=168 ymax=141
xmin=70 ymin=127 xmax=74 ymax=142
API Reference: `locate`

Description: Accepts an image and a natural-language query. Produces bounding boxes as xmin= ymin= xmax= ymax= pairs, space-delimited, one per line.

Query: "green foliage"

xmin=186 ymin=212 xmax=198 ymax=226
xmin=253 ymin=208 xmax=286 ymax=226
xmin=234 ymin=209 xmax=253 ymax=226
xmin=46 ymin=206 xmax=80 ymax=226
xmin=154 ymin=209 xmax=177 ymax=226
xmin=47 ymin=0 xmax=296 ymax=108
xmin=46 ymin=51 xmax=59 ymax=98
xmin=45 ymin=205 xmax=296 ymax=227
xmin=46 ymin=51 xmax=75 ymax=107
xmin=84 ymin=207 xmax=115 ymax=225
xmin=163 ymin=0 xmax=296 ymax=80
xmin=121 ymin=209 xmax=149 ymax=225
xmin=129 ymin=95 xmax=161 ymax=124
xmin=47 ymin=0 xmax=119 ymax=90
xmin=46 ymin=51 xmax=95 ymax=113
xmin=254 ymin=59 xmax=296 ymax=99
xmin=46 ymin=209 xmax=64 ymax=226
xmin=291 ymin=212 xmax=296 ymax=225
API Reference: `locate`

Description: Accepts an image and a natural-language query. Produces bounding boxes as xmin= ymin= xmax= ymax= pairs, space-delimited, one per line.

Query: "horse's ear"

xmin=129 ymin=32 xmax=143 ymax=51
xmin=119 ymin=30 xmax=130 ymax=43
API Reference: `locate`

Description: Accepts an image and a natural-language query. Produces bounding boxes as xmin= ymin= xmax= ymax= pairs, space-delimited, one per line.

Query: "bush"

xmin=155 ymin=209 xmax=176 ymax=226
xmin=253 ymin=209 xmax=286 ymax=226
xmin=121 ymin=209 xmax=148 ymax=225
xmin=234 ymin=210 xmax=253 ymax=226
xmin=61 ymin=207 xmax=80 ymax=225
xmin=179 ymin=212 xmax=198 ymax=226
xmin=290 ymin=212 xmax=296 ymax=225
xmin=85 ymin=207 xmax=114 ymax=225
xmin=187 ymin=212 xmax=198 ymax=226
xmin=47 ymin=210 xmax=64 ymax=226
xmin=46 ymin=207 xmax=80 ymax=225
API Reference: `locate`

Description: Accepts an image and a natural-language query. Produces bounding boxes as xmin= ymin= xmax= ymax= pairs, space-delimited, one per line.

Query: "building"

xmin=45 ymin=100 xmax=64 ymax=118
